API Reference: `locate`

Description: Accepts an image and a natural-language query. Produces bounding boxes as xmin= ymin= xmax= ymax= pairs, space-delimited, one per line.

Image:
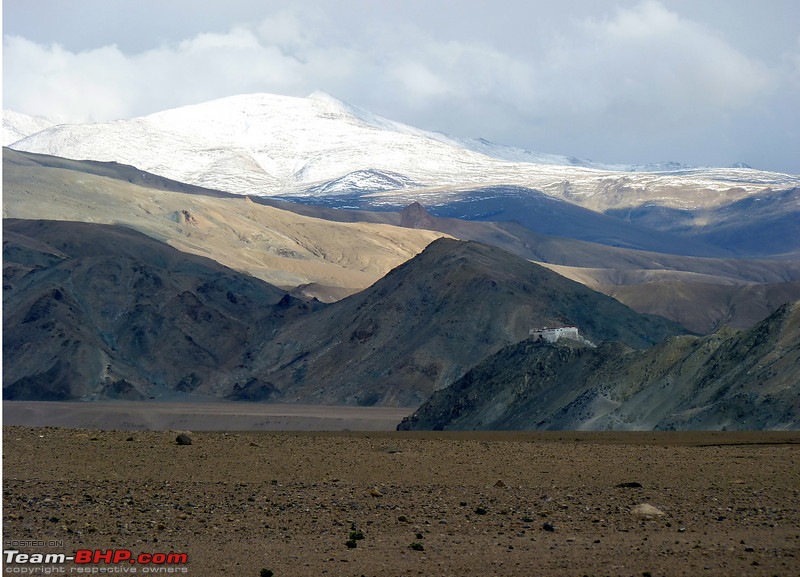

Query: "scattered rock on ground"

xmin=631 ymin=503 xmax=665 ymax=518
xmin=175 ymin=433 xmax=193 ymax=445
xmin=616 ymin=481 xmax=643 ymax=488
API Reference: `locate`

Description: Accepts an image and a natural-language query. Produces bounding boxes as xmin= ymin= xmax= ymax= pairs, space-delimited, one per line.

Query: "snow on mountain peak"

xmin=7 ymin=91 xmax=799 ymax=210
xmin=3 ymin=110 xmax=60 ymax=146
xmin=307 ymin=89 xmax=346 ymax=106
xmin=9 ymin=91 xmax=500 ymax=194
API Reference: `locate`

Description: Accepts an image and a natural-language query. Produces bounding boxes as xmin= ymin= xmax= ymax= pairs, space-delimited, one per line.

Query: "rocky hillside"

xmin=245 ymin=238 xmax=686 ymax=406
xmin=3 ymin=222 xmax=685 ymax=405
xmin=3 ymin=219 xmax=321 ymax=401
xmin=6 ymin=149 xmax=800 ymax=332
xmin=399 ymin=301 xmax=800 ymax=431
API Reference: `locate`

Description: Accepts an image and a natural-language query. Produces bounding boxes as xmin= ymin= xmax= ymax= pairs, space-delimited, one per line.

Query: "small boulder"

xmin=175 ymin=433 xmax=193 ymax=446
xmin=631 ymin=503 xmax=665 ymax=519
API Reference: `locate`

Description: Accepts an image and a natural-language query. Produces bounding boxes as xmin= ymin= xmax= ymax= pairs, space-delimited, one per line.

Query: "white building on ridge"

xmin=529 ymin=326 xmax=580 ymax=343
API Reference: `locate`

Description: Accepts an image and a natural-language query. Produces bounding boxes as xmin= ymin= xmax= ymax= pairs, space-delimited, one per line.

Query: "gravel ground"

xmin=3 ymin=426 xmax=799 ymax=576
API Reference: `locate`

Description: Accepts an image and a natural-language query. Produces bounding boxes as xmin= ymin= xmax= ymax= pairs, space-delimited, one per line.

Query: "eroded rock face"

xmin=2 ymin=219 xmax=299 ymax=401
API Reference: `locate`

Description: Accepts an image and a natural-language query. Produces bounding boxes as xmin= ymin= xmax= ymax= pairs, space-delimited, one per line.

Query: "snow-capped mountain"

xmin=6 ymin=92 xmax=799 ymax=212
xmin=304 ymin=169 xmax=418 ymax=197
xmin=448 ymin=136 xmax=696 ymax=172
xmin=3 ymin=110 xmax=59 ymax=146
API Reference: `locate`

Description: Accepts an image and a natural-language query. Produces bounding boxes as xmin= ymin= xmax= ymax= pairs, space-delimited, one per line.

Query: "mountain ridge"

xmin=7 ymin=92 xmax=798 ymax=213
xmin=398 ymin=300 xmax=800 ymax=431
xmin=231 ymin=237 xmax=687 ymax=406
xmin=3 ymin=222 xmax=686 ymax=406
xmin=5 ymin=148 xmax=800 ymax=332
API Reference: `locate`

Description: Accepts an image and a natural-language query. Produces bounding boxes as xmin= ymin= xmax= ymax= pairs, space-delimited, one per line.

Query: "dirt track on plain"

xmin=3 ymin=425 xmax=799 ymax=577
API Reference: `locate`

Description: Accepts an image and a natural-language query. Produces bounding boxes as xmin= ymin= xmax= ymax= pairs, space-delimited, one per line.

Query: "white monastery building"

xmin=529 ymin=326 xmax=580 ymax=343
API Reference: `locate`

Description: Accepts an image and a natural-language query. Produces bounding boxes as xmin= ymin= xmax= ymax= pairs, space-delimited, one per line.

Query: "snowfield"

xmin=6 ymin=92 xmax=799 ymax=211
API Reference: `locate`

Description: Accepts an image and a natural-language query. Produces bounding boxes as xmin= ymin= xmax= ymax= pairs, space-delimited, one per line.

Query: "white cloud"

xmin=255 ymin=8 xmax=326 ymax=55
xmin=2 ymin=1 xmax=797 ymax=171
xmin=0 ymin=1 xmax=776 ymax=124
xmin=787 ymin=35 xmax=800 ymax=86
xmin=530 ymin=0 xmax=774 ymax=126
xmin=4 ymin=23 xmax=329 ymax=121
xmin=389 ymin=60 xmax=452 ymax=103
xmin=3 ymin=36 xmax=134 ymax=122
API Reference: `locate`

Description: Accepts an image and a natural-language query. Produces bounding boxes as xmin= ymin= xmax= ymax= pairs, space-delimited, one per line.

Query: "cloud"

xmin=526 ymin=0 xmax=775 ymax=132
xmin=2 ymin=1 xmax=796 ymax=171
xmin=2 ymin=9 xmax=364 ymax=122
xmin=594 ymin=1 xmax=772 ymax=109
xmin=490 ymin=0 xmax=784 ymax=165
xmin=1 ymin=1 xmax=776 ymax=124
xmin=2 ymin=36 xmax=134 ymax=122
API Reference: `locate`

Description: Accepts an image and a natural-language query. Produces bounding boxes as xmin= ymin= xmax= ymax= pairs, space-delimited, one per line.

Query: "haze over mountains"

xmin=4 ymin=91 xmax=800 ymax=429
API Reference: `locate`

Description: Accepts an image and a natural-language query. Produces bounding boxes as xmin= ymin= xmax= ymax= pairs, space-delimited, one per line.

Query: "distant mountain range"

xmin=5 ymin=149 xmax=800 ymax=333
xmin=5 ymin=92 xmax=799 ymax=258
xmin=3 ymin=221 xmax=684 ymax=405
xmin=3 ymin=92 xmax=800 ymax=430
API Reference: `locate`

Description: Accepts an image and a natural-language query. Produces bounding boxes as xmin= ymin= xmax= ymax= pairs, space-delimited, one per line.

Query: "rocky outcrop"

xmin=399 ymin=301 xmax=800 ymax=431
xmin=2 ymin=219 xmax=314 ymax=400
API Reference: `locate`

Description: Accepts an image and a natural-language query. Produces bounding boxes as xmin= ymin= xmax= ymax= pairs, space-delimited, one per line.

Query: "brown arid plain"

xmin=2 ymin=405 xmax=799 ymax=577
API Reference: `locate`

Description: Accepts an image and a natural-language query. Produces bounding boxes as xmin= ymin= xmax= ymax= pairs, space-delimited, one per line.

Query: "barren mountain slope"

xmin=3 ymin=149 xmax=446 ymax=300
xmin=400 ymin=300 xmax=800 ymax=431
xmin=253 ymin=238 xmax=686 ymax=407
xmin=3 ymin=219 xmax=317 ymax=401
xmin=6 ymin=149 xmax=800 ymax=332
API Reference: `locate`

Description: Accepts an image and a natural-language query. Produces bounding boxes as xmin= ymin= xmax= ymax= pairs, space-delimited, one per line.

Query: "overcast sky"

xmin=3 ymin=0 xmax=799 ymax=173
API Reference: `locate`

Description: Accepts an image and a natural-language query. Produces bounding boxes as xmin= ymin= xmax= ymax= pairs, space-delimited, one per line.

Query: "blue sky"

xmin=3 ymin=0 xmax=799 ymax=173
